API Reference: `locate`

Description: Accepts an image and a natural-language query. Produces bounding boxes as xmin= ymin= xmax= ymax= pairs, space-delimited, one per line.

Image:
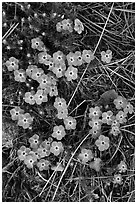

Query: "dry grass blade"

xmin=106 ymin=133 xmax=123 ymax=164
xmin=2 ymin=23 xmax=19 ymax=40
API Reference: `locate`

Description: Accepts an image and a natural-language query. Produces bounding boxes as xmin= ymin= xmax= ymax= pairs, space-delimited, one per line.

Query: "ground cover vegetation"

xmin=2 ymin=2 xmax=135 ymax=202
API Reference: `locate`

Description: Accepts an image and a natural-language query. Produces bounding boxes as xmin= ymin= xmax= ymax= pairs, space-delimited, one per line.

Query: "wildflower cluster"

xmin=26 ymin=36 xmax=96 ymax=90
xmin=56 ymin=19 xmax=73 ymax=33
xmin=37 ymin=49 xmax=78 ymax=82
xmin=112 ymin=160 xmax=127 ymax=185
xmin=18 ymin=36 xmax=96 ymax=113
xmin=38 ymin=48 xmax=95 ymax=83
xmin=79 ymin=94 xmax=133 ymax=187
xmin=5 ymin=46 xmax=95 ymax=87
xmin=54 ymin=97 xmax=68 ymax=119
xmin=78 ymin=147 xmax=103 ymax=172
xmin=89 ymin=106 xmax=102 ymax=138
xmin=110 ymin=95 xmax=134 ymax=136
xmin=56 ymin=18 xmax=84 ymax=34
xmin=24 ymin=89 xmax=48 ymax=105
xmin=67 ymin=49 xmax=95 ymax=67
xmin=2 ymin=2 xmax=135 ymax=202
xmin=10 ymin=107 xmax=33 ymax=129
xmin=6 ymin=35 xmax=133 ymax=180
xmin=17 ymin=134 xmax=64 ymax=170
xmin=88 ymin=95 xmax=134 ymax=152
xmin=53 ymin=96 xmax=77 ymax=129
xmin=25 ymin=64 xmax=58 ymax=104
xmin=5 ymin=56 xmax=27 ymax=82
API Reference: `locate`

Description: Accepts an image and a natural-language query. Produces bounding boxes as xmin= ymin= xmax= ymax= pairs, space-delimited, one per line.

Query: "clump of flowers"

xmin=56 ymin=19 xmax=73 ymax=33
xmin=105 ymin=95 xmax=133 ymax=136
xmin=17 ymin=135 xmax=53 ymax=170
xmin=53 ymin=97 xmax=68 ymax=119
xmin=5 ymin=57 xmax=19 ymax=71
xmin=74 ymin=18 xmax=84 ymax=34
xmin=18 ymin=148 xmax=38 ymax=168
xmin=66 ymin=50 xmax=94 ymax=66
xmin=10 ymin=107 xmax=33 ymax=130
xmin=52 ymin=125 xmax=66 ymax=140
xmin=89 ymin=95 xmax=134 ymax=141
xmin=101 ymin=49 xmax=112 ymax=64
xmin=50 ymin=141 xmax=64 ymax=156
xmin=24 ymin=72 xmax=57 ymax=104
xmin=3 ymin=10 xmax=134 ymax=199
xmin=95 ymin=135 xmax=110 ymax=151
xmin=56 ymin=18 xmax=84 ymax=34
xmin=88 ymin=106 xmax=102 ymax=138
xmin=78 ymin=148 xmax=93 ymax=164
